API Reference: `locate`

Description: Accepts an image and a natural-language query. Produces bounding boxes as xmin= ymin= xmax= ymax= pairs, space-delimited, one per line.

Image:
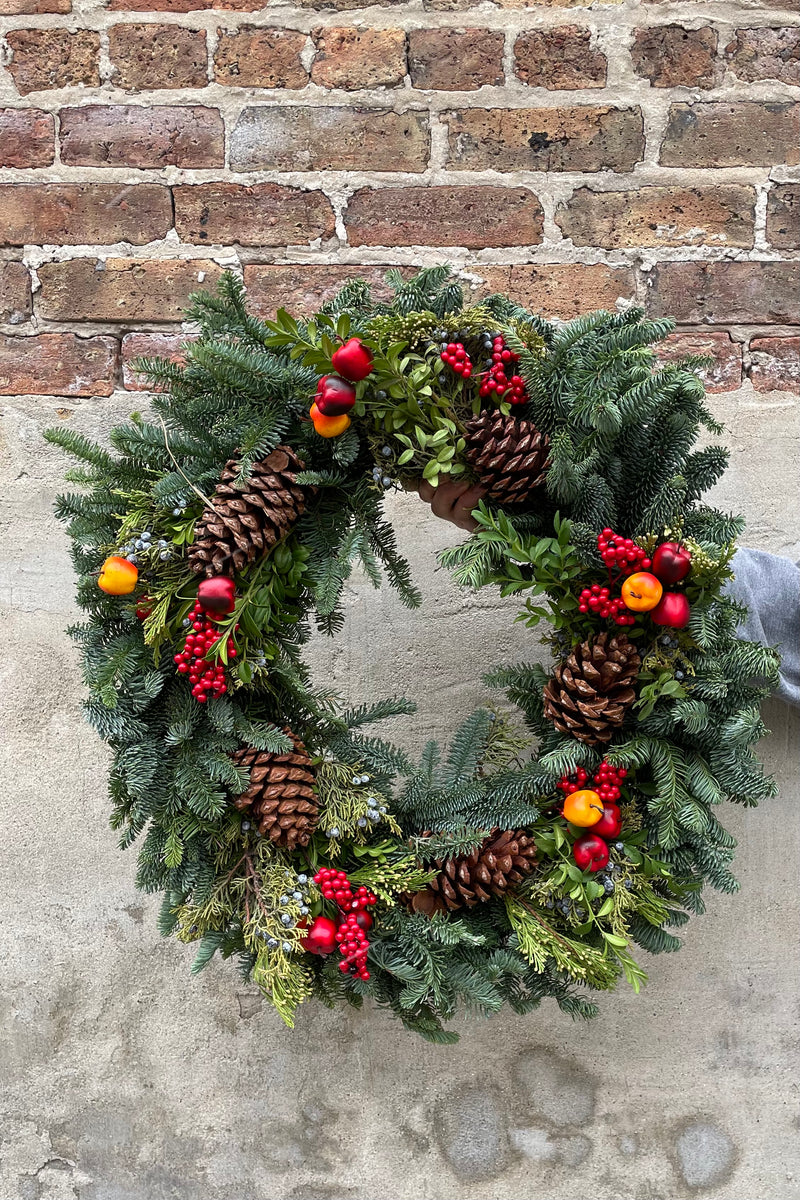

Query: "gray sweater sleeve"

xmin=723 ymin=547 xmax=800 ymax=709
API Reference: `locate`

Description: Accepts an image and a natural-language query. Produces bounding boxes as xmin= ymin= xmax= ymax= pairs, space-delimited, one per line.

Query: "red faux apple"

xmin=592 ymin=802 xmax=622 ymax=840
xmin=314 ymin=375 xmax=357 ymax=416
xmin=355 ymin=910 xmax=373 ymax=933
xmin=331 ymin=337 xmax=373 ymax=382
xmin=573 ymin=833 xmax=610 ymax=873
xmin=651 ymin=591 xmax=691 ymax=629
xmin=197 ymin=574 xmax=236 ymax=615
xmin=652 ymin=542 xmax=692 ymax=584
xmin=301 ymin=915 xmax=338 ymax=956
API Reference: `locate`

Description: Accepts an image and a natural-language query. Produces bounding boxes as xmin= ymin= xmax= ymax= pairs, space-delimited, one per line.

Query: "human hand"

xmin=416 ymin=479 xmax=488 ymax=533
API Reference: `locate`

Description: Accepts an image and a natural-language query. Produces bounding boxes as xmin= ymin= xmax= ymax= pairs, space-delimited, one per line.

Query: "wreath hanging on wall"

xmin=48 ymin=267 xmax=779 ymax=1042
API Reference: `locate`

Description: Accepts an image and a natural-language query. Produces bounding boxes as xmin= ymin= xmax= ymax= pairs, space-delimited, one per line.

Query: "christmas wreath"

xmin=48 ymin=267 xmax=779 ymax=1042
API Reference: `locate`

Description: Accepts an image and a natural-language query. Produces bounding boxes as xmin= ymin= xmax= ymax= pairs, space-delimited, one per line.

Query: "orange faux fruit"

xmin=621 ymin=571 xmax=663 ymax=612
xmin=563 ymin=789 xmax=603 ymax=827
xmin=98 ymin=555 xmax=138 ymax=595
xmin=310 ymin=402 xmax=351 ymax=439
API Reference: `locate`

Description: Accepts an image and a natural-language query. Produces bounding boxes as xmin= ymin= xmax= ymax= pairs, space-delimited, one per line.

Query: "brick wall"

xmin=0 ymin=0 xmax=798 ymax=399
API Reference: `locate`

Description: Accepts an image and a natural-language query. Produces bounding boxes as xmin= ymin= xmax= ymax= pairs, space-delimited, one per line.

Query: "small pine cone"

xmin=231 ymin=728 xmax=317 ymax=851
xmin=411 ymin=829 xmax=538 ymax=915
xmin=463 ymin=410 xmax=550 ymax=506
xmin=543 ymin=631 xmax=641 ymax=747
xmin=189 ymin=446 xmax=307 ymax=578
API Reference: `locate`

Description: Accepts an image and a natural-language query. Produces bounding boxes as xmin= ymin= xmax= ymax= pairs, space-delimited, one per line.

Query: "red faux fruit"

xmin=331 ymin=337 xmax=373 ymax=382
xmin=302 ymin=915 xmax=338 ymax=956
xmin=592 ymin=802 xmax=622 ymax=840
xmin=573 ymin=833 xmax=610 ymax=873
xmin=314 ymin=375 xmax=357 ymax=416
xmin=197 ymin=574 xmax=236 ymax=615
xmin=652 ymin=542 xmax=692 ymax=585
xmin=135 ymin=597 xmax=153 ymax=621
xmin=651 ymin=591 xmax=691 ymax=629
xmin=355 ymin=910 xmax=373 ymax=933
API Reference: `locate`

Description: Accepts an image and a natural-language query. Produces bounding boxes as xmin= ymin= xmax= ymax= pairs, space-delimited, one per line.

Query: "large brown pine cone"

xmin=230 ymin=728 xmax=317 ymax=851
xmin=411 ymin=829 xmax=538 ymax=915
xmin=189 ymin=446 xmax=307 ymax=578
xmin=463 ymin=410 xmax=550 ymax=506
xmin=543 ymin=631 xmax=641 ymax=746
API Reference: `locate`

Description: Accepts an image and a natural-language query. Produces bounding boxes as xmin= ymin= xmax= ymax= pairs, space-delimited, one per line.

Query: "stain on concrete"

xmin=434 ymin=1083 xmax=511 ymax=1181
xmin=512 ymin=1046 xmax=597 ymax=1126
xmin=510 ymin=1126 xmax=592 ymax=1167
xmin=672 ymin=1118 xmax=737 ymax=1190
xmin=236 ymin=991 xmax=263 ymax=1020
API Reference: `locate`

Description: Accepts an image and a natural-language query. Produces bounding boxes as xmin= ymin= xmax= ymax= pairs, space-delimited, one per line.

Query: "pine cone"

xmin=230 ymin=728 xmax=318 ymax=851
xmin=543 ymin=631 xmax=641 ymax=746
xmin=189 ymin=446 xmax=307 ymax=578
xmin=411 ymin=829 xmax=538 ymax=915
xmin=463 ymin=410 xmax=550 ymax=506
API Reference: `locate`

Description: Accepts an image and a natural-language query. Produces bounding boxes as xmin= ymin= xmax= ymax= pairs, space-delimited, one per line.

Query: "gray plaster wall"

xmin=1 ymin=381 xmax=799 ymax=1200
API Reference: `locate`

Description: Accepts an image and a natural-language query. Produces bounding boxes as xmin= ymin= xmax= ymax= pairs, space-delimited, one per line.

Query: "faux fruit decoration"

xmin=310 ymin=403 xmax=351 ymax=438
xmin=621 ymin=571 xmax=663 ymax=613
xmin=197 ymin=574 xmax=236 ymax=615
xmin=302 ymin=915 xmax=338 ymax=956
xmin=563 ymin=789 xmax=603 ymax=827
xmin=573 ymin=833 xmax=610 ymax=873
xmin=331 ymin=337 xmax=373 ymax=382
xmin=314 ymin=375 xmax=357 ymax=416
xmin=652 ymin=541 xmax=692 ymax=584
xmin=651 ymin=591 xmax=691 ymax=629
xmin=98 ymin=555 xmax=138 ymax=595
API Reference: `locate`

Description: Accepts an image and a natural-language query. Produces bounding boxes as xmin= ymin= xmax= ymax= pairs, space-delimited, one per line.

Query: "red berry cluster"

xmin=598 ymin=528 xmax=651 ymax=577
xmin=578 ymin=583 xmax=635 ymax=627
xmin=557 ymin=766 xmax=588 ymax=796
xmin=441 ymin=342 xmax=473 ymax=379
xmin=479 ymin=336 xmax=527 ymax=405
xmin=313 ymin=868 xmax=377 ymax=981
xmin=557 ymin=760 xmax=628 ymax=798
xmin=173 ymin=599 xmax=237 ymax=703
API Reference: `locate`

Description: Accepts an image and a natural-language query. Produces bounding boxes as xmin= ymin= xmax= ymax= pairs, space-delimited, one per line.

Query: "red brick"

xmin=445 ymin=107 xmax=644 ymax=172
xmin=38 ymin=258 xmax=224 ymax=323
xmin=230 ymin=106 xmax=429 ymax=172
xmin=660 ymin=102 xmax=799 ymax=167
xmin=725 ymin=27 xmax=800 ymax=84
xmin=514 ymin=27 xmax=607 ymax=89
xmin=646 ymin=261 xmax=800 ymax=324
xmin=0 ymin=184 xmax=171 ymax=247
xmin=173 ymin=183 xmax=335 ymax=246
xmin=108 ymin=25 xmax=208 ymax=90
xmin=244 ymin=265 xmax=403 ymax=318
xmin=0 ymin=333 xmax=117 ymax=397
xmin=477 ymin=263 xmax=636 ymax=320
xmin=408 ymin=28 xmax=503 ymax=90
xmin=121 ymin=331 xmax=196 ymax=390
xmin=60 ymin=106 xmax=224 ymax=168
xmin=767 ymin=184 xmax=800 ymax=249
xmin=0 ymin=109 xmax=54 ymax=167
xmin=557 ymin=185 xmax=755 ymax=249
xmin=312 ymin=27 xmax=406 ymax=88
xmin=632 ymin=26 xmax=718 ymax=88
xmin=0 ymin=0 xmax=70 ymax=11
xmin=344 ymin=186 xmax=543 ymax=248
xmin=5 ymin=29 xmax=99 ymax=95
xmin=214 ymin=28 xmax=308 ymax=88
xmin=0 ymin=262 xmax=32 ymax=324
xmin=657 ymin=331 xmax=742 ymax=393
xmin=749 ymin=336 xmax=800 ymax=393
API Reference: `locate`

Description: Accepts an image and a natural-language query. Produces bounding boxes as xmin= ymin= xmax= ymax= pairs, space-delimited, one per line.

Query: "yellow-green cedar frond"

xmin=315 ymin=759 xmax=401 ymax=846
xmin=253 ymin=955 xmax=313 ymax=1028
xmin=505 ymin=898 xmax=620 ymax=989
xmin=348 ymin=847 xmax=434 ymax=906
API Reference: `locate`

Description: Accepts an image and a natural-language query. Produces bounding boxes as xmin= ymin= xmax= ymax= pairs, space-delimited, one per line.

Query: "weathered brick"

xmin=108 ymin=25 xmax=208 ymax=90
xmin=230 ymin=106 xmax=430 ymax=172
xmin=657 ymin=331 xmax=742 ymax=393
xmin=108 ymin=0 xmax=266 ymax=8
xmin=0 ymin=333 xmax=117 ymax=397
xmin=767 ymin=184 xmax=800 ymax=249
xmin=646 ymin=262 xmax=800 ymax=324
xmin=0 ymin=262 xmax=32 ymax=324
xmin=0 ymin=109 xmax=54 ymax=167
xmin=749 ymin=336 xmax=800 ymax=393
xmin=477 ymin=263 xmax=636 ymax=320
xmin=445 ymin=107 xmax=644 ymax=172
xmin=426 ymin=0 xmax=625 ymax=7
xmin=0 ymin=0 xmax=69 ymax=11
xmin=5 ymin=28 xmax=100 ymax=95
xmin=38 ymin=258 xmax=224 ymax=323
xmin=244 ymin=265 xmax=403 ymax=318
xmin=60 ymin=106 xmax=224 ymax=167
xmin=344 ymin=186 xmax=543 ymax=248
xmin=660 ymin=102 xmax=799 ymax=167
xmin=312 ymin=27 xmax=407 ymax=89
xmin=0 ymin=184 xmax=171 ymax=248
xmin=557 ymin=185 xmax=755 ymax=249
xmin=724 ymin=28 xmax=800 ymax=85
xmin=174 ymin=184 xmax=335 ymax=246
xmin=214 ymin=28 xmax=308 ymax=88
xmin=631 ymin=26 xmax=718 ymax=88
xmin=408 ymin=28 xmax=504 ymax=90
xmin=122 ymin=331 xmax=196 ymax=390
xmin=514 ymin=27 xmax=607 ymax=89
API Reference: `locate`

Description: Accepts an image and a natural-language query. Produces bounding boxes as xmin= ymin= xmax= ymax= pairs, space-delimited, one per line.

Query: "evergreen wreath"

xmin=48 ymin=268 xmax=780 ymax=1043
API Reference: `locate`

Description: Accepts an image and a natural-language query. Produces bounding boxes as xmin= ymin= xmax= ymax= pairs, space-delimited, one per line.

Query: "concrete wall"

xmin=1 ymin=376 xmax=798 ymax=1200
